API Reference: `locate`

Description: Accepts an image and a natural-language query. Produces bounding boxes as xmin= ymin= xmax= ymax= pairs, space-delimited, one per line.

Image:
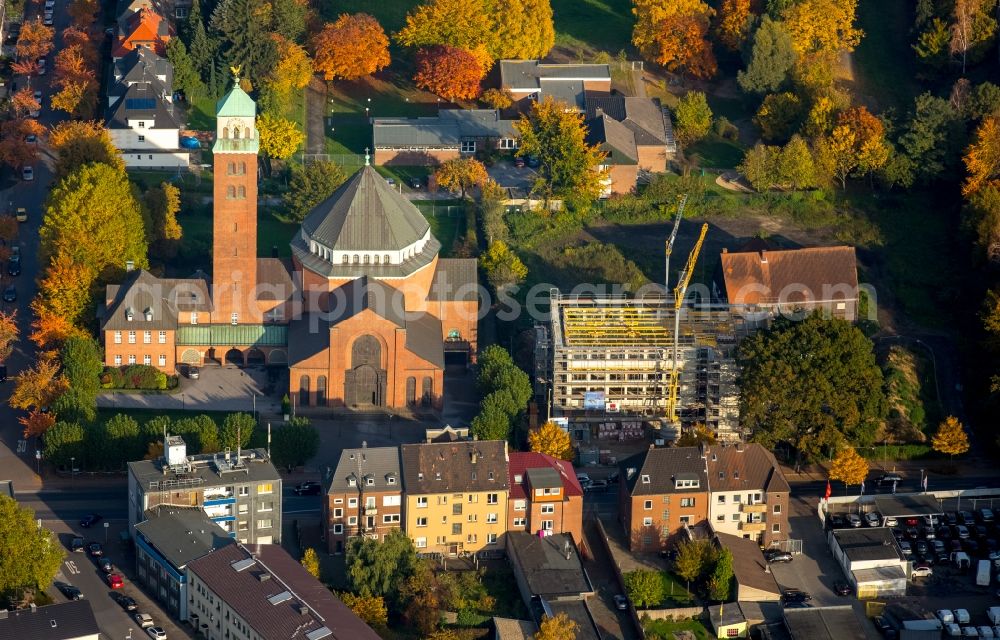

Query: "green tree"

xmin=477 ymin=345 xmax=532 ymax=409
xmin=285 ymin=161 xmax=347 ymax=222
xmin=899 ymin=92 xmax=964 ymax=183
xmin=51 ymin=335 xmax=102 ymax=424
xmin=708 ymin=548 xmax=734 ymax=602
xmin=739 ymin=315 xmax=887 ymax=463
xmin=41 ymin=162 xmax=148 ymax=280
xmin=270 ymin=0 xmax=307 ymax=41
xmin=970 ymin=82 xmax=1000 ymax=120
xmin=167 ymin=38 xmax=205 ymax=100
xmin=271 ymin=417 xmax=319 ymax=468
xmin=479 ymin=180 xmax=509 ymax=244
xmin=346 ymin=529 xmax=416 ymax=601
xmin=513 ymin=97 xmax=607 ymax=203
xmin=623 ymin=570 xmax=665 ymax=608
xmin=674 ymin=540 xmax=712 ymax=587
xmin=674 ymin=91 xmax=713 ymax=145
xmin=479 ymin=240 xmax=527 ymax=293
xmin=737 ymin=16 xmax=796 ymax=95
xmin=754 ymin=92 xmax=804 ymax=143
xmin=301 ymin=548 xmax=320 ymax=579
xmin=0 ymin=496 xmax=64 ymax=603
xmin=99 ymin=413 xmax=142 ymax=469
xmin=209 ymin=0 xmax=279 ymax=86
xmin=739 ymin=143 xmax=781 ymax=191
xmin=143 ymin=181 xmax=183 ymax=257
xmin=778 ymin=134 xmax=818 ymax=189
xmin=187 ymin=0 xmax=219 ymax=87
xmin=42 ymin=420 xmax=86 ymax=468
xmin=470 ymin=391 xmax=517 ymax=441
xmin=219 ymin=413 xmax=255 ymax=450
xmin=914 ymin=17 xmax=950 ymax=68
xmin=173 ymin=414 xmax=220 ymax=453
xmin=399 ymin=559 xmax=446 ymax=635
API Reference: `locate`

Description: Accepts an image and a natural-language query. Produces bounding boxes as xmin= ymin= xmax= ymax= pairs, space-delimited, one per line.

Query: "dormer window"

xmin=144 ymin=308 xmax=153 ymax=321
xmin=514 ymin=474 xmax=522 ymax=483
xmin=641 ymin=475 xmax=650 ymax=484
xmin=125 ymin=308 xmax=134 ymax=321
xmin=386 ymin=476 xmax=396 ymax=485
xmin=435 ymin=472 xmax=442 ymax=480
xmin=675 ymin=478 xmax=701 ymax=489
xmin=347 ymin=477 xmax=356 ymax=487
xmin=366 ymin=477 xmax=374 ymax=486
xmin=418 ymin=472 xmax=424 ymax=481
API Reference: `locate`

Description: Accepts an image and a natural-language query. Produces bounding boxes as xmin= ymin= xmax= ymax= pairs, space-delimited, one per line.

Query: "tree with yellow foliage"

xmin=0 ymin=311 xmax=18 ymax=362
xmin=781 ymin=0 xmax=862 ymax=89
xmin=534 ymin=612 xmax=578 ymax=640
xmin=528 ymin=422 xmax=575 ymax=461
xmin=814 ymin=125 xmax=859 ymax=189
xmin=339 ymin=592 xmax=388 ymax=628
xmin=265 ymin=35 xmax=312 ymax=106
xmin=963 ymin=116 xmax=1000 ymax=197
xmin=632 ymin=0 xmax=717 ymax=78
xmin=932 ymin=416 xmax=970 ymax=458
xmin=837 ymin=105 xmax=891 ymax=180
xmin=828 ymin=446 xmax=869 ymax=489
xmin=9 ymin=353 xmax=69 ymax=413
xmin=33 ymin=253 xmax=97 ymax=329
xmin=48 ymin=120 xmax=124 ymax=179
xmin=300 ymin=548 xmax=320 ymax=579
xmin=715 ymin=0 xmax=751 ymax=51
xmin=256 ymin=113 xmax=305 ymax=160
xmin=433 ymin=157 xmax=489 ymax=199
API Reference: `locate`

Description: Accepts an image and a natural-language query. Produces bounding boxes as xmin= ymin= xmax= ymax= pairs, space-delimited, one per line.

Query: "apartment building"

xmin=127 ymin=436 xmax=282 ymax=544
xmin=705 ymin=442 xmax=789 ymax=547
xmin=186 ymin=543 xmax=380 ymax=640
xmin=401 ymin=441 xmax=510 ymax=556
xmin=324 ymin=446 xmax=403 ymax=554
xmin=506 ymin=452 xmax=584 ymax=544
xmin=618 ymin=446 xmax=709 ymax=552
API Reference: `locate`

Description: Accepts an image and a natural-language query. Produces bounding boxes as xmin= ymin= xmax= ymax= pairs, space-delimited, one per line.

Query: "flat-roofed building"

xmin=0 ymin=601 xmax=100 ymax=640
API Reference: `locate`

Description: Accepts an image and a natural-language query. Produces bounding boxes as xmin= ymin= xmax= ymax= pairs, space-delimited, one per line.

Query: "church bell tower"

xmin=211 ymin=69 xmax=259 ymax=323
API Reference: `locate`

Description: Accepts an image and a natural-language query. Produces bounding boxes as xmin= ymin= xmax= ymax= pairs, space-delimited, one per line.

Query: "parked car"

xmin=884 ymin=516 xmax=899 ymax=527
xmin=847 ymin=513 xmax=863 ymax=528
xmin=113 ymin=592 xmax=138 ymax=612
xmin=293 ymin=481 xmax=321 ymax=496
xmin=780 ymin=589 xmax=811 ymax=603
xmin=187 ymin=366 xmax=200 ymax=379
xmin=80 ymin=514 xmax=102 ymax=528
xmin=959 ymin=511 xmax=977 ymax=525
xmin=946 ymin=624 xmax=962 ymax=638
xmin=784 ymin=602 xmax=811 ymax=609
xmin=878 ymin=473 xmax=904 ymax=484
xmin=613 ymin=595 xmax=628 ymax=610
xmin=107 ymin=573 xmax=124 ymax=589
xmin=946 ymin=512 xmax=960 ymax=526
xmin=979 ymin=626 xmax=996 ymax=638
xmin=70 ymin=536 xmax=85 ymax=552
xmin=21 ymin=166 xmax=33 ymax=181
xmin=829 ymin=514 xmax=846 ymax=529
xmin=134 ymin=613 xmax=154 ymax=628
xmin=955 ymin=609 xmax=972 ymax=624
xmin=911 ymin=563 xmax=933 ymax=578
xmin=925 ymin=514 xmax=941 ymax=526
xmin=55 ymin=582 xmax=83 ymax=600
xmin=981 ymin=509 xmax=996 ymax=524
xmin=873 ymin=615 xmax=898 ymax=639
xmin=915 ymin=540 xmax=930 ymax=556
xmin=956 ymin=525 xmax=971 ymax=539
xmin=36 ymin=58 xmax=46 ymax=75
xmin=765 ymin=550 xmax=794 ymax=563
xmin=963 ymin=627 xmax=980 ymax=638
xmin=88 ymin=542 xmax=103 ymax=557
xmin=408 ymin=177 xmax=422 ymax=190
xmin=147 ymin=628 xmax=167 ymax=639
xmin=7 ymin=259 xmax=20 ymax=276
xmin=833 ymin=580 xmax=852 ymax=596
xmin=14 ymin=207 xmax=26 ymax=222
xmin=587 ymin=479 xmax=609 ymax=492
xmin=899 ymin=541 xmax=913 ymax=557
xmin=940 ymin=610 xmax=957 ymax=624
xmin=576 ymin=473 xmax=592 ymax=488
xmin=98 ymin=557 xmax=113 ymax=573
xmin=513 ymin=157 xmax=525 ymax=168
xmin=865 ymin=512 xmax=882 ymax=527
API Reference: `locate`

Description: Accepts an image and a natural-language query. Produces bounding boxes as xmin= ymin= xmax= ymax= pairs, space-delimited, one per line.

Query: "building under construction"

xmin=534 ymin=290 xmax=751 ymax=441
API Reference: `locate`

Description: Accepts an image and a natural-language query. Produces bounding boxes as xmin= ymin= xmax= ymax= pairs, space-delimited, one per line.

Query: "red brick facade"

xmin=212 ymin=152 xmax=259 ymax=322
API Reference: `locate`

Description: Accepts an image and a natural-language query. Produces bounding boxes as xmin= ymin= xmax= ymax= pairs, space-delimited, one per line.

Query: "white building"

xmin=107 ymin=80 xmax=188 ymax=169
xmin=830 ymin=528 xmax=908 ymax=598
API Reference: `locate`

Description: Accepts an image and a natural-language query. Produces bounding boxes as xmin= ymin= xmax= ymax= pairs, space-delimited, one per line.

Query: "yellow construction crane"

xmin=663 ymin=195 xmax=688 ymax=289
xmin=665 ymin=222 xmax=709 ymax=423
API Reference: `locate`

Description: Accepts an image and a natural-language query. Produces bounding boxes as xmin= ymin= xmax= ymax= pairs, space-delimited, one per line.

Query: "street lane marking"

xmin=64 ymin=561 xmax=79 ymax=575
xmin=16 ymin=440 xmax=26 ymax=453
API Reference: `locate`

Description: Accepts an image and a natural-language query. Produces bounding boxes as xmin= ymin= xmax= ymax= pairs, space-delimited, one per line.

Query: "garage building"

xmin=830 ymin=528 xmax=908 ymax=598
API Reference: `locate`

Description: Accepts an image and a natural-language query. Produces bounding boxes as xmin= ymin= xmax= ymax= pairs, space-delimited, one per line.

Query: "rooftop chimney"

xmin=125 ymin=260 xmax=135 ymax=272
xmin=759 ymin=250 xmax=768 ymax=264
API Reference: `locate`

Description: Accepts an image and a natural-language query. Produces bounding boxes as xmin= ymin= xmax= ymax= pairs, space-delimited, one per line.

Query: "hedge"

xmin=101 ymin=365 xmax=178 ymax=390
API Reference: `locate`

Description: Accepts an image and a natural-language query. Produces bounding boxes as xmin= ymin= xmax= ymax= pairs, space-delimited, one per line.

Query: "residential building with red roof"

xmin=506 ymin=452 xmax=583 ymax=545
xmin=113 ymin=7 xmax=173 ymax=59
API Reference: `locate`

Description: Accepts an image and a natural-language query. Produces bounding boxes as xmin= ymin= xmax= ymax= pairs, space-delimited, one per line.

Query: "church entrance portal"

xmin=345 ymin=336 xmax=386 ymax=408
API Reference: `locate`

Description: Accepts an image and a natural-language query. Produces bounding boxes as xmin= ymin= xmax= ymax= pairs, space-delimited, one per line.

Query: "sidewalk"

xmin=780 ymin=455 xmax=1000 ymax=483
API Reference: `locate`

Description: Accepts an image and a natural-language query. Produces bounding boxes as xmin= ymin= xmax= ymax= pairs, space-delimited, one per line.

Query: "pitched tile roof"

xmin=704 ymin=443 xmax=790 ymax=494
xmin=187 ymin=543 xmax=381 ymax=640
xmin=720 ymin=246 xmax=859 ymax=307
xmin=301 ymin=166 xmax=431 ymax=252
xmin=113 ymin=7 xmax=171 ymax=57
xmin=506 ymin=532 xmax=593 ymax=597
xmin=401 ymin=440 xmax=509 ymax=494
xmin=428 ymin=258 xmax=479 ymax=302
xmin=586 ymin=114 xmax=637 ymax=165
xmin=507 ymin=452 xmax=583 ymax=501
xmin=328 ymin=446 xmax=401 ymax=494
xmin=619 ymin=446 xmax=709 ymax=496
xmin=102 ymin=269 xmax=211 ymax=331
xmin=112 ymin=46 xmax=173 ymax=93
xmin=0 ymin=600 xmax=100 ymax=640
xmin=585 ymin=94 xmax=668 ymax=145
xmin=714 ymin=531 xmax=781 ymax=597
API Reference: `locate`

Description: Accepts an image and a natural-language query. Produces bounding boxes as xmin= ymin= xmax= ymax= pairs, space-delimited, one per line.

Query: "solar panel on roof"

xmin=306 ymin=628 xmax=332 ymax=640
xmin=230 ymin=558 xmax=255 ymax=572
xmin=267 ymin=590 xmax=292 ymax=605
xmin=125 ymin=98 xmax=156 ymax=110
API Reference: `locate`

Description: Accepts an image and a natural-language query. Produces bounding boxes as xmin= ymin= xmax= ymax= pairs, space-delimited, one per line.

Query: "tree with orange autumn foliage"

xmin=61 ymin=27 xmax=99 ymax=66
xmin=33 ymin=252 xmax=97 ymax=329
xmin=963 ymin=116 xmax=1000 ymax=197
xmin=48 ymin=120 xmax=124 ymax=179
xmin=632 ymin=0 xmax=717 ymax=78
xmin=52 ymin=82 xmax=98 ymax=118
xmin=715 ymin=0 xmax=752 ymax=51
xmin=0 ymin=311 xmax=18 ymax=363
xmin=29 ymin=311 xmax=85 ymax=350
xmin=15 ymin=19 xmax=55 ymax=67
xmin=55 ymin=46 xmax=95 ymax=86
xmin=67 ymin=0 xmax=99 ymax=27
xmin=10 ymin=88 xmax=40 ymax=119
xmin=9 ymin=353 xmax=69 ymax=413
xmin=0 ymin=119 xmax=41 ymax=170
xmin=20 ymin=411 xmax=56 ymax=439
xmin=414 ymin=45 xmax=485 ymax=101
xmin=312 ymin=13 xmax=391 ymax=81
xmin=836 ymin=105 xmax=891 ymax=179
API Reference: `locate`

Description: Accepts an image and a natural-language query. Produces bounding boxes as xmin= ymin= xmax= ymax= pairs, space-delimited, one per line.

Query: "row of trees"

xmin=470 ymin=345 xmax=532 ymax=442
xmin=913 ymin=0 xmax=998 ymax=75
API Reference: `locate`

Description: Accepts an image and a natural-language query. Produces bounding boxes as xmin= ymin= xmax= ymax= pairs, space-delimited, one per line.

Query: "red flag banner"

xmin=824 ymin=480 xmax=832 ymax=500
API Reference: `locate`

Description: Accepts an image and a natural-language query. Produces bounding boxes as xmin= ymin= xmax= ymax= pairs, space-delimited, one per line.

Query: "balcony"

xmin=364 ymin=507 xmax=377 ymax=516
xmin=741 ymin=503 xmax=767 ymax=514
xmin=739 ymin=521 xmax=766 ymax=533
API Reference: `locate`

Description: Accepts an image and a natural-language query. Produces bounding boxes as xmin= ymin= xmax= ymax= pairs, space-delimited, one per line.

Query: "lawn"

xmin=315 ymin=0 xmax=418 ymax=32
xmin=414 ymin=199 xmax=466 ymax=257
xmin=327 ymin=115 xmax=371 ymax=155
xmin=185 ymin=87 xmax=305 ymax=130
xmin=687 ymin=135 xmax=745 ymax=170
xmin=853 ymin=0 xmax=920 ymax=112
xmin=643 ymin=618 xmax=713 ymax=640
xmin=660 ymin=571 xmax=696 ymax=606
xmin=551 ymin=0 xmax=633 ymax=57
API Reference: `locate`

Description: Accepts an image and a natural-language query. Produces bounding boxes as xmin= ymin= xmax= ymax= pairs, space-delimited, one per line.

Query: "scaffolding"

xmin=538 ymin=290 xmax=750 ymax=440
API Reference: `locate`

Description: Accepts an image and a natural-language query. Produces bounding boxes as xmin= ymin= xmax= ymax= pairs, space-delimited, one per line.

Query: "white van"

xmin=987 ymin=607 xmax=1000 ymax=625
xmin=953 ymin=551 xmax=972 ymax=570
xmin=978 ymin=559 xmax=992 ymax=587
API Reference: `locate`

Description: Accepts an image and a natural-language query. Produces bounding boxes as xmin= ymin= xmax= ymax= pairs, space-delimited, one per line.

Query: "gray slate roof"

xmin=372 ymin=110 xmax=513 ymax=148
xmin=705 ymin=443 xmax=790 ymax=494
xmin=499 ymin=60 xmax=611 ymax=89
xmin=507 ymin=532 xmax=593 ymax=597
xmin=328 ymin=446 xmax=401 ymax=494
xmin=585 ymin=94 xmax=668 ymax=145
xmin=102 ymin=269 xmax=211 ymax=331
xmin=301 ymin=166 xmax=430 ymax=252
xmin=401 ymin=440 xmax=509 ymax=494
xmin=0 ymin=600 xmax=100 ymax=640
xmin=783 ymin=606 xmax=870 ymax=640
xmin=106 ymin=81 xmax=179 ymax=130
xmin=619 ymin=446 xmax=709 ymax=496
xmin=429 ymin=258 xmax=479 ymax=301
xmin=113 ymin=46 xmax=173 ymax=93
xmin=187 ymin=543 xmax=381 ymax=640
xmin=135 ymin=507 xmax=234 ymax=570
xmin=586 ymin=114 xmax=637 ymax=165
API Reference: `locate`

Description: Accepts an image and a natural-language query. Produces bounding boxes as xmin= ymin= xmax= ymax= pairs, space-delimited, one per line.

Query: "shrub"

xmin=713 ymin=116 xmax=740 ymax=141
xmin=102 ymin=365 xmax=168 ymax=390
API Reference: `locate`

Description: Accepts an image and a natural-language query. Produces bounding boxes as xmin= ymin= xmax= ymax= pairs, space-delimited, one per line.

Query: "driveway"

xmin=488 ymin=161 xmax=538 ymax=191
xmin=582 ymin=518 xmax=640 ymax=640
xmin=97 ymin=365 xmax=283 ymax=413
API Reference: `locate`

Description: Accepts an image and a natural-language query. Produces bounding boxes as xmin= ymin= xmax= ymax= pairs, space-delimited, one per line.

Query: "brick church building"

xmin=100 ymin=77 xmax=478 ymax=411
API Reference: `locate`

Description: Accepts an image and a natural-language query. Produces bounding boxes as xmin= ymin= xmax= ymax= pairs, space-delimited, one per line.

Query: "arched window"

xmin=316 ymin=376 xmax=327 ymax=406
xmin=227 ymin=186 xmax=236 ymax=199
xmin=239 ymin=162 xmax=246 ymax=174
xmin=234 ymin=127 xmax=241 ymax=140
xmin=363 ymin=254 xmax=370 ymax=264
xmin=237 ymin=186 xmax=246 ymax=199
xmin=353 ymin=255 xmax=359 ymax=264
xmin=384 ymin=254 xmax=390 ymax=264
xmin=222 ymin=127 xmax=229 ymax=139
xmin=406 ymin=377 xmax=416 ymax=405
xmin=245 ymin=127 xmax=252 ymax=139
xmin=342 ymin=255 xmax=349 ymax=264
xmin=374 ymin=255 xmax=380 ymax=265
xmin=227 ymin=162 xmax=235 ymax=175
xmin=421 ymin=377 xmax=433 ymax=407
xmin=299 ymin=375 xmax=310 ymax=406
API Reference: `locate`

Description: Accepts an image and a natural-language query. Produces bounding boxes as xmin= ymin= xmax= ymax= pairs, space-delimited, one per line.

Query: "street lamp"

xmin=70 ymin=457 xmax=75 ymax=475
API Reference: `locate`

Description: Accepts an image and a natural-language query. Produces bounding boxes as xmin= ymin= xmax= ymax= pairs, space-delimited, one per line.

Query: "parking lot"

xmin=487 ymin=160 xmax=538 ymax=191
